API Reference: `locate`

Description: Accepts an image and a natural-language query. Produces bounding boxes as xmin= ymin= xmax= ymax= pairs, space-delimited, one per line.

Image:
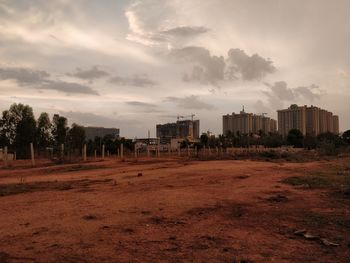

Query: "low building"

xmin=84 ymin=126 xmax=120 ymax=141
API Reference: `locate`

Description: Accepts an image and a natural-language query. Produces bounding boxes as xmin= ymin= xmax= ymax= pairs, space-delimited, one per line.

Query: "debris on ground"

xmin=137 ymin=172 xmax=143 ymax=177
xmin=294 ymin=229 xmax=340 ymax=247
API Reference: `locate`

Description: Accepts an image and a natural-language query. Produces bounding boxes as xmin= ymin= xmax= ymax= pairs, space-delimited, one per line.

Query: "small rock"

xmin=137 ymin=172 xmax=143 ymax=177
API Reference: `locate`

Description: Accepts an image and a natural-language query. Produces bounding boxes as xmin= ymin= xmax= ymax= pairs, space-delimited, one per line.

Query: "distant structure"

xmin=222 ymin=107 xmax=277 ymax=135
xmin=84 ymin=126 xmax=120 ymax=140
xmin=277 ymin=104 xmax=339 ymax=137
xmin=156 ymin=119 xmax=200 ymax=144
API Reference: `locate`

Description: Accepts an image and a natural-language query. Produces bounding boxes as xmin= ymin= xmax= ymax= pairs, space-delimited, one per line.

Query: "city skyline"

xmin=0 ymin=0 xmax=349 ymax=137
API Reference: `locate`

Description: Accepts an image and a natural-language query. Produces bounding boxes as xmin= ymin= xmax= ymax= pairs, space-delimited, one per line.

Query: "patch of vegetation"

xmin=282 ymin=157 xmax=350 ymax=201
xmin=281 ymin=176 xmax=330 ymax=188
xmin=302 ymin=213 xmax=350 ymax=229
xmin=0 ymin=179 xmax=113 ymax=197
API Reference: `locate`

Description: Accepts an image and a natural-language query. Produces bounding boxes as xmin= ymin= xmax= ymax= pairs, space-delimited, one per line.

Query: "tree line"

xmin=198 ymin=128 xmax=350 ymax=155
xmin=0 ymin=103 xmax=133 ymax=159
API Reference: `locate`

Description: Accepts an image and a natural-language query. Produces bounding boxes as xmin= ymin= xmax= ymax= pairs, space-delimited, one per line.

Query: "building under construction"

xmin=156 ymin=118 xmax=200 ymax=144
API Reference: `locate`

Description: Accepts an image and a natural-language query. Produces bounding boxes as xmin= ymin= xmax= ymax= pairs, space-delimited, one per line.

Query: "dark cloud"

xmin=269 ymin=81 xmax=294 ymax=100
xmin=0 ymin=67 xmax=98 ymax=95
xmin=166 ymin=95 xmax=215 ymax=110
xmin=161 ymin=26 xmax=209 ymax=37
xmin=126 ymin=101 xmax=157 ymax=108
xmin=226 ymin=48 xmax=276 ymax=81
xmin=126 ymin=100 xmax=162 ymax=113
xmin=264 ymin=81 xmax=322 ymax=108
xmin=42 ymin=81 xmax=99 ymax=95
xmin=170 ymin=46 xmax=275 ymax=85
xmin=0 ymin=67 xmax=50 ymax=85
xmin=170 ymin=46 xmax=225 ymax=85
xmin=294 ymin=85 xmax=321 ymax=101
xmin=68 ymin=66 xmax=109 ymax=80
xmin=109 ymin=74 xmax=157 ymax=87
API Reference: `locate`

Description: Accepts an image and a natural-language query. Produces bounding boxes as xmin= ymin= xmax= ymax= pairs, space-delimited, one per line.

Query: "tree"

xmin=67 ymin=123 xmax=86 ymax=152
xmin=0 ymin=104 xmax=37 ymax=158
xmin=36 ymin=112 xmax=52 ymax=149
xmin=0 ymin=110 xmax=13 ymax=146
xmin=342 ymin=130 xmax=350 ymax=144
xmin=200 ymin=133 xmax=209 ymax=146
xmin=287 ymin=129 xmax=304 ymax=148
xmin=52 ymin=114 xmax=68 ymax=146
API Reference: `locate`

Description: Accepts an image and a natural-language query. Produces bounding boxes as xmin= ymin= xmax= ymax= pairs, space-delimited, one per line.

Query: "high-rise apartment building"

xmin=223 ymin=108 xmax=277 ymax=135
xmin=277 ymin=104 xmax=339 ymax=137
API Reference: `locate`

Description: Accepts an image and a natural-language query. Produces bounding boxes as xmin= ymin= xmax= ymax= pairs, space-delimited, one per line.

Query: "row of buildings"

xmin=222 ymin=104 xmax=339 ymax=137
xmin=83 ymin=104 xmax=340 ymax=144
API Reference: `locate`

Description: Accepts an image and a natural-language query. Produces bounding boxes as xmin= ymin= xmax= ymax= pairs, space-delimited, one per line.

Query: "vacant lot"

xmin=0 ymin=157 xmax=349 ymax=262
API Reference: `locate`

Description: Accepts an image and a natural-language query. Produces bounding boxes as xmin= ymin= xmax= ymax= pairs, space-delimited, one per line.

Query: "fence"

xmin=0 ymin=143 xmax=303 ymax=168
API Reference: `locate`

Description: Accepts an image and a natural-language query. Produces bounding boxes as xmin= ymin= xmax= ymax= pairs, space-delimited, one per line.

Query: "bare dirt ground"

xmin=0 ymin=157 xmax=349 ymax=262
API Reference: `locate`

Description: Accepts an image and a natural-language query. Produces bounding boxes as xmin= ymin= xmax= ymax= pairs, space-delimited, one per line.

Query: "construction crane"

xmin=177 ymin=114 xmax=195 ymax=121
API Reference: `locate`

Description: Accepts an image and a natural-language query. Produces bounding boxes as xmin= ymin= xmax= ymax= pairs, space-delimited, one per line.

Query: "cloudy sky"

xmin=0 ymin=0 xmax=349 ymax=137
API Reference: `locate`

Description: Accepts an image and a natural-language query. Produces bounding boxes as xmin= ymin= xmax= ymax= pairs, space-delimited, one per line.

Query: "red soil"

xmin=0 ymin=158 xmax=349 ymax=262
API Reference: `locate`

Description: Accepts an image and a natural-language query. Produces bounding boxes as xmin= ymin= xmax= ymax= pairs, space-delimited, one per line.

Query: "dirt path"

xmin=0 ymin=158 xmax=349 ymax=262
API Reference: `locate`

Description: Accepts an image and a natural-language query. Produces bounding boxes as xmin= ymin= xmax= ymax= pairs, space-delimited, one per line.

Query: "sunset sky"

xmin=0 ymin=0 xmax=349 ymax=137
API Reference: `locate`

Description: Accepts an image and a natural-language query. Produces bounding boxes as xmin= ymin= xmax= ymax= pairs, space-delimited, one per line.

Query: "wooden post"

xmin=102 ymin=144 xmax=105 ymax=160
xmin=30 ymin=143 xmax=35 ymax=167
xmin=203 ymin=145 xmax=206 ymax=157
xmin=107 ymin=150 xmax=110 ymax=157
xmin=195 ymin=146 xmax=198 ymax=157
xmin=14 ymin=151 xmax=16 ymax=161
xmin=208 ymin=146 xmax=211 ymax=156
xmin=134 ymin=145 xmax=137 ymax=158
xmin=216 ymin=147 xmax=219 ymax=156
xmin=4 ymin=146 xmax=8 ymax=167
xmin=187 ymin=146 xmax=190 ymax=157
xmin=83 ymin=144 xmax=87 ymax=161
xmin=61 ymin=143 xmax=64 ymax=161
xmin=94 ymin=149 xmax=97 ymax=159
xmin=157 ymin=144 xmax=160 ymax=157
xmin=147 ymin=146 xmax=150 ymax=157
xmin=168 ymin=144 xmax=171 ymax=156
xmin=117 ymin=148 xmax=120 ymax=159
xmin=120 ymin=144 xmax=124 ymax=158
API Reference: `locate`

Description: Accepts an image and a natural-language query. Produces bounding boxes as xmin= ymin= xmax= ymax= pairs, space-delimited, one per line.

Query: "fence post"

xmin=120 ymin=144 xmax=124 ymax=158
xmin=187 ymin=146 xmax=190 ymax=157
xmin=4 ymin=146 xmax=8 ymax=167
xmin=147 ymin=146 xmax=150 ymax=157
xmin=195 ymin=146 xmax=198 ymax=157
xmin=102 ymin=144 xmax=105 ymax=160
xmin=60 ymin=144 xmax=64 ymax=162
xmin=168 ymin=144 xmax=171 ymax=156
xmin=83 ymin=144 xmax=87 ymax=161
xmin=157 ymin=144 xmax=161 ymax=157
xmin=30 ymin=143 xmax=35 ymax=167
xmin=117 ymin=148 xmax=120 ymax=159
xmin=94 ymin=149 xmax=97 ymax=159
xmin=134 ymin=145 xmax=137 ymax=158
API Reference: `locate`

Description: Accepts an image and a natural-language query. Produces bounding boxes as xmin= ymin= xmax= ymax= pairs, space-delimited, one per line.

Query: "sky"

xmin=0 ymin=0 xmax=349 ymax=137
